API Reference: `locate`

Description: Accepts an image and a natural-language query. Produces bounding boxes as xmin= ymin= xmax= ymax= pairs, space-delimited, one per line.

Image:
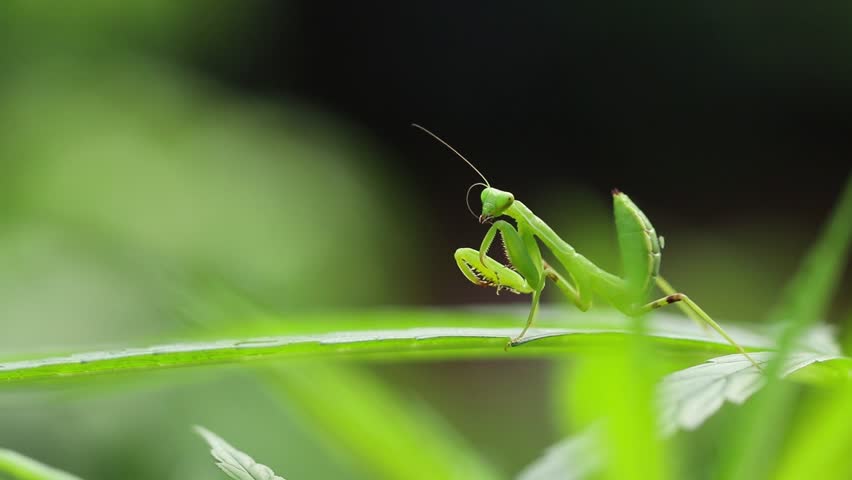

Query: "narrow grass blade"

xmin=517 ymin=357 xmax=849 ymax=480
xmin=774 ymin=384 xmax=852 ymax=480
xmin=0 ymin=449 xmax=83 ymax=480
xmin=768 ymin=173 xmax=852 ymax=324
xmin=564 ymin=311 xmax=671 ymax=480
xmin=264 ymin=363 xmax=501 ymax=480
xmin=521 ymin=331 xmax=847 ymax=480
xmin=0 ymin=310 xmax=780 ymax=385
xmin=195 ymin=426 xmax=285 ymax=480
xmin=721 ymin=174 xmax=852 ymax=480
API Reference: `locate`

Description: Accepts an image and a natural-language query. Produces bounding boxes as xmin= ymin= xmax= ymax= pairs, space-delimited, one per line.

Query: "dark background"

xmin=206 ymin=1 xmax=851 ymax=213
xmin=193 ymin=1 xmax=852 ymax=315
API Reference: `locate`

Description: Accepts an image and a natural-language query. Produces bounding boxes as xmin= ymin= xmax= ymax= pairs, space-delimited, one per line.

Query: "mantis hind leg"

xmin=638 ymin=293 xmax=763 ymax=370
xmin=656 ymin=276 xmax=711 ymax=333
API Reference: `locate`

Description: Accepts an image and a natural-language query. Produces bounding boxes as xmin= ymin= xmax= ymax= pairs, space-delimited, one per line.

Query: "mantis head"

xmin=479 ymin=187 xmax=514 ymax=223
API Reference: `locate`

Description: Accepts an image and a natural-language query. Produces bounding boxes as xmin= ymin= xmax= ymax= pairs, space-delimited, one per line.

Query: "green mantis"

xmin=413 ymin=124 xmax=760 ymax=369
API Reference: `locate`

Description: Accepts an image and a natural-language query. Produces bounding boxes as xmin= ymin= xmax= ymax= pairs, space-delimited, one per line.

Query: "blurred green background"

xmin=0 ymin=1 xmax=850 ymax=479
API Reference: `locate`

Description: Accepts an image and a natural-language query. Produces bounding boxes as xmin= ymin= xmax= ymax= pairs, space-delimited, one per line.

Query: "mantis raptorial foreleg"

xmin=455 ymin=247 xmax=590 ymax=346
xmin=466 ymin=219 xmax=549 ymax=348
xmin=475 ymin=220 xmax=543 ymax=291
xmin=455 ymin=248 xmax=532 ymax=294
xmin=414 ymin=124 xmax=762 ymax=370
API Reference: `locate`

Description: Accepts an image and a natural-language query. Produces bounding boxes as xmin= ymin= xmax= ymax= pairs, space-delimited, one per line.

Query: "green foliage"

xmin=516 ymin=426 xmax=602 ymax=480
xmin=768 ymin=174 xmax=852 ymax=325
xmin=774 ymin=384 xmax=852 ymax=480
xmin=569 ymin=345 xmax=670 ymax=480
xmin=196 ymin=427 xmax=285 ymax=480
xmin=1 ymin=311 xmax=849 ymax=478
xmin=659 ymin=350 xmax=843 ymax=434
xmin=0 ymin=449 xmax=82 ymax=480
xmin=1 ymin=310 xmax=835 ymax=385
xmin=0 ymin=2 xmax=850 ymax=476
xmin=266 ymin=363 xmax=500 ymax=480
xmin=720 ymin=174 xmax=852 ymax=480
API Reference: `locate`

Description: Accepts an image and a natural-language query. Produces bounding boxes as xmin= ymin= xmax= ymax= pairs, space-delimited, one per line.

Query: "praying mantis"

xmin=413 ymin=124 xmax=760 ymax=369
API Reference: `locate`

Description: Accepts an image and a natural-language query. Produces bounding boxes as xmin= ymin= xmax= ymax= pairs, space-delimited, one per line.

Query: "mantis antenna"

xmin=411 ymin=123 xmax=490 ymax=187
xmin=465 ymin=182 xmax=489 ymax=220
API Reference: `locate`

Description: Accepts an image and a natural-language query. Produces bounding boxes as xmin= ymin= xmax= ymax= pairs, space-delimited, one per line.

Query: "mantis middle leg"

xmin=457 ymin=220 xmax=606 ymax=345
xmin=508 ymin=262 xmax=593 ymax=346
xmin=543 ymin=261 xmax=591 ymax=312
xmin=477 ymin=221 xmax=549 ymax=347
xmin=476 ymin=221 xmax=598 ymax=345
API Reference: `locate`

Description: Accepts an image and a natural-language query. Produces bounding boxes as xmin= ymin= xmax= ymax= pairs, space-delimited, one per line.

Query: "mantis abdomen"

xmin=612 ymin=189 xmax=662 ymax=304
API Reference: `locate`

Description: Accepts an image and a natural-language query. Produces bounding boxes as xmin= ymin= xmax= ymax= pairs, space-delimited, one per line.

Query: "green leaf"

xmin=658 ymin=350 xmax=844 ymax=435
xmin=519 ymin=355 xmax=850 ymax=480
xmin=0 ymin=449 xmax=83 ymax=480
xmin=774 ymin=384 xmax=852 ymax=480
xmin=520 ymin=327 xmax=848 ymax=480
xmin=195 ymin=426 xmax=285 ymax=480
xmin=0 ymin=310 xmax=781 ymax=385
xmin=515 ymin=426 xmax=602 ymax=480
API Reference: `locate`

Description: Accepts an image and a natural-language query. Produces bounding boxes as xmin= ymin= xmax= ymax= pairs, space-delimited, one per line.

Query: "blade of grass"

xmin=774 ymin=324 xmax=852 ymax=480
xmin=564 ymin=311 xmax=671 ymax=479
xmin=0 ymin=310 xmax=785 ymax=385
xmin=767 ymin=174 xmax=852 ymax=324
xmin=568 ymin=356 xmax=670 ymax=480
xmin=0 ymin=449 xmax=83 ymax=480
xmin=518 ymin=351 xmax=850 ymax=480
xmin=773 ymin=384 xmax=852 ymax=480
xmin=721 ymin=174 xmax=852 ymax=480
xmin=263 ymin=362 xmax=501 ymax=480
